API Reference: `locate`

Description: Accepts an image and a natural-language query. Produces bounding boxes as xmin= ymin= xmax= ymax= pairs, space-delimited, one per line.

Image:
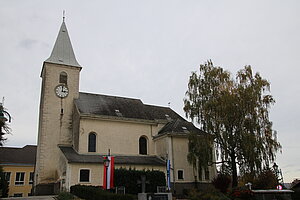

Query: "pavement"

xmin=0 ymin=196 xmax=56 ymax=200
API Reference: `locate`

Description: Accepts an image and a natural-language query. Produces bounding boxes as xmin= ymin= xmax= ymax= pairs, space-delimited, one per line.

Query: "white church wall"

xmin=77 ymin=118 xmax=157 ymax=155
xmin=151 ymin=123 xmax=166 ymax=137
xmin=68 ymin=163 xmax=103 ymax=189
xmin=154 ymin=135 xmax=197 ymax=183
xmin=171 ymin=136 xmax=216 ymax=183
xmin=154 ymin=135 xmax=168 ymax=158
xmin=171 ymin=136 xmax=195 ymax=183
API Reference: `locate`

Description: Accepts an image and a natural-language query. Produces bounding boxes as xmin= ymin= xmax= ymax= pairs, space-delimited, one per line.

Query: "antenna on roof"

xmin=63 ymin=10 xmax=66 ymax=22
xmin=168 ymin=102 xmax=171 ymax=107
xmin=2 ymin=97 xmax=4 ymax=106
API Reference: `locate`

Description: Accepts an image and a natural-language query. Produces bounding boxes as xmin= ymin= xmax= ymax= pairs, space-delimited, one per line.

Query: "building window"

xmin=13 ymin=193 xmax=23 ymax=197
xmin=139 ymin=136 xmax=147 ymax=155
xmin=59 ymin=72 xmax=68 ymax=84
xmin=205 ymin=168 xmax=210 ymax=180
xmin=79 ymin=169 xmax=90 ymax=182
xmin=88 ymin=132 xmax=96 ymax=152
xmin=3 ymin=172 xmax=11 ymax=184
xmin=177 ymin=170 xmax=184 ymax=180
xmin=15 ymin=172 xmax=25 ymax=185
xmin=29 ymin=172 xmax=34 ymax=184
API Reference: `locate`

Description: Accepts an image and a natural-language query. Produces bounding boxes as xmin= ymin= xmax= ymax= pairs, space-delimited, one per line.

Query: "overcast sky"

xmin=0 ymin=0 xmax=299 ymax=182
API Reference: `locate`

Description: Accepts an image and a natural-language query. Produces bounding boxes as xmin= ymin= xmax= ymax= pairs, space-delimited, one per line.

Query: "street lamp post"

xmin=104 ymin=157 xmax=110 ymax=168
xmin=103 ymin=149 xmax=111 ymax=190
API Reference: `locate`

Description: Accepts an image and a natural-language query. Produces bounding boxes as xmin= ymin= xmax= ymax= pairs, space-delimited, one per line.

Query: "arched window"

xmin=139 ymin=136 xmax=147 ymax=155
xmin=88 ymin=132 xmax=96 ymax=152
xmin=59 ymin=72 xmax=68 ymax=84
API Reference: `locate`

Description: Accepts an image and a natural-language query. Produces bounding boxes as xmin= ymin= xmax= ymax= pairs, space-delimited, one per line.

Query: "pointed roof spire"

xmin=45 ymin=20 xmax=81 ymax=67
xmin=63 ymin=10 xmax=65 ymax=22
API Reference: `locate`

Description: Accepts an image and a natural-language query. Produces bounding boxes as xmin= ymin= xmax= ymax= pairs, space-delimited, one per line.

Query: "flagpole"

xmin=107 ymin=157 xmax=109 ymax=189
xmin=103 ymin=149 xmax=111 ymax=190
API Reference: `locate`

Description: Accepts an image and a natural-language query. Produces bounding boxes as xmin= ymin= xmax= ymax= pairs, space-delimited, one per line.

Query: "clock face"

xmin=55 ymin=85 xmax=69 ymax=98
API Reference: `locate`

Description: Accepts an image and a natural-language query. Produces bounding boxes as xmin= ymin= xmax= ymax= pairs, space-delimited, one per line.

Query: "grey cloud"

xmin=19 ymin=39 xmax=38 ymax=49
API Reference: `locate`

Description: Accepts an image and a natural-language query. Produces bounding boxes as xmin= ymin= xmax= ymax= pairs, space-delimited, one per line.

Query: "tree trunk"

xmin=231 ymin=152 xmax=238 ymax=188
xmin=0 ymin=122 xmax=4 ymax=146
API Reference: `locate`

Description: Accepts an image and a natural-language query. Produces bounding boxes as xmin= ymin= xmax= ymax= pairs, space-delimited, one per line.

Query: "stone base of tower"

xmin=34 ymin=183 xmax=60 ymax=195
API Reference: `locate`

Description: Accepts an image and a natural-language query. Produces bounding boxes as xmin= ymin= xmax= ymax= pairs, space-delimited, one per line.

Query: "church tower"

xmin=35 ymin=20 xmax=82 ymax=194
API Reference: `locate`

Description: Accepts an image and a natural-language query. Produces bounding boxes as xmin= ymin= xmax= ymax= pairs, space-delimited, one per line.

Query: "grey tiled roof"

xmin=75 ymin=92 xmax=184 ymax=121
xmin=0 ymin=145 xmax=37 ymax=165
xmin=158 ymin=119 xmax=206 ymax=135
xmin=45 ymin=21 xmax=81 ymax=67
xmin=59 ymin=146 xmax=166 ymax=166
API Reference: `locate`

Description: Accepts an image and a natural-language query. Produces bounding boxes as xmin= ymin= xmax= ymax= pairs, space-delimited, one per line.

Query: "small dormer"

xmin=115 ymin=109 xmax=123 ymax=117
xmin=165 ymin=114 xmax=172 ymax=121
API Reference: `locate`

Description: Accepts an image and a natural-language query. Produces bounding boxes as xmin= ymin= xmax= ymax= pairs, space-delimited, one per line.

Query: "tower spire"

xmin=45 ymin=19 xmax=81 ymax=67
xmin=63 ymin=10 xmax=65 ymax=22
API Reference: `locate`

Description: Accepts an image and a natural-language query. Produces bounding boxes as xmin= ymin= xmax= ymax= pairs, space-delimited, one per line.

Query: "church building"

xmin=34 ymin=20 xmax=216 ymax=195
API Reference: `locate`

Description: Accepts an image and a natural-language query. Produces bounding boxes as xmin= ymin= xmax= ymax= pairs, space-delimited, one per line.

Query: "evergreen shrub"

xmin=70 ymin=185 xmax=135 ymax=200
xmin=114 ymin=168 xmax=166 ymax=194
xmin=57 ymin=191 xmax=75 ymax=200
xmin=189 ymin=187 xmax=231 ymax=200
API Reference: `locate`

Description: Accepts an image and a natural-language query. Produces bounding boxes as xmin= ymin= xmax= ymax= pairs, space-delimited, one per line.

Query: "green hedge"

xmin=115 ymin=168 xmax=166 ymax=194
xmin=57 ymin=191 xmax=75 ymax=200
xmin=70 ymin=185 xmax=135 ymax=200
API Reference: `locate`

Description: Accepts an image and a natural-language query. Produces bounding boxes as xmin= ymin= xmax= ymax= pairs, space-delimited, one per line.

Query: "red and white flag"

xmin=103 ymin=156 xmax=114 ymax=189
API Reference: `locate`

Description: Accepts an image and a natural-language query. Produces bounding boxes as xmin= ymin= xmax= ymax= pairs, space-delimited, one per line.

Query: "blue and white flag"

xmin=167 ymin=159 xmax=171 ymax=190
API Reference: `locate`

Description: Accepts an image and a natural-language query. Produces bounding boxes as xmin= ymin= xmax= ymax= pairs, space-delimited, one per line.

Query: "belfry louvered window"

xmin=59 ymin=72 xmax=68 ymax=84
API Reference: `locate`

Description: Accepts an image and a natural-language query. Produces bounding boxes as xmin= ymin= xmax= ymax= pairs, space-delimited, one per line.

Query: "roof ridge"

xmin=144 ymin=104 xmax=170 ymax=109
xmin=79 ymin=92 xmax=142 ymax=101
xmin=0 ymin=145 xmax=37 ymax=150
xmin=0 ymin=146 xmax=21 ymax=150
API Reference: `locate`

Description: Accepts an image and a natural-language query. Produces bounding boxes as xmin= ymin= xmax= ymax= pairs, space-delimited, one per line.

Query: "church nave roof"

xmin=75 ymin=92 xmax=184 ymax=122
